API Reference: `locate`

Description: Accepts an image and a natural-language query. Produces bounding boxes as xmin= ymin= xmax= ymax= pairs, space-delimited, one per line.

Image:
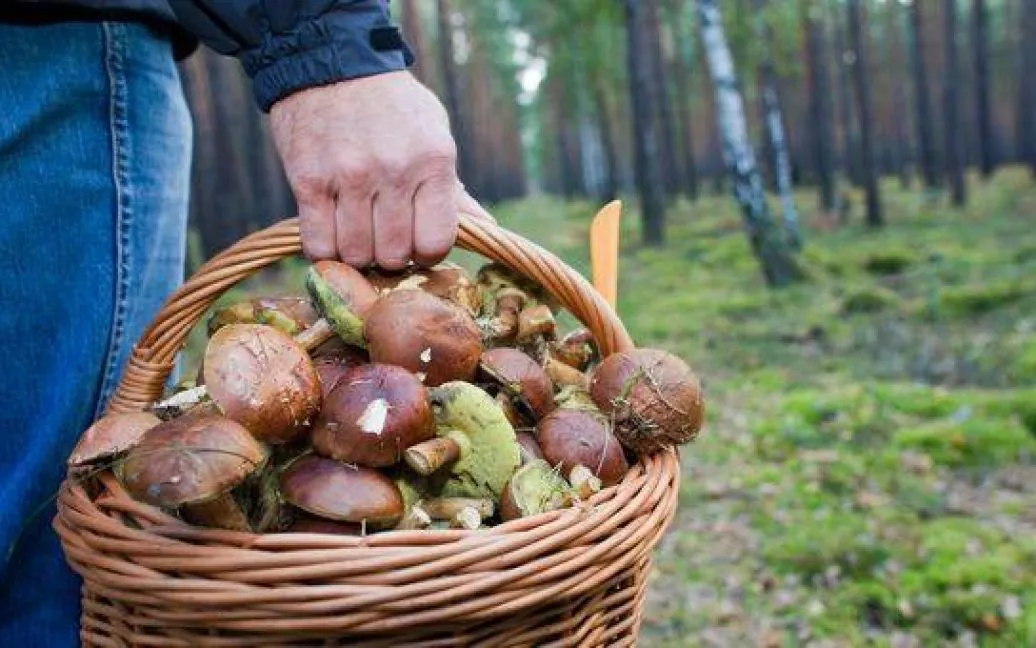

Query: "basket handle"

xmin=108 ymin=214 xmax=634 ymax=413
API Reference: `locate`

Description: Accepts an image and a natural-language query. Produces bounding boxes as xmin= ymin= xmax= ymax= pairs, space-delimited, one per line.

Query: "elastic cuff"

xmin=243 ymin=5 xmax=409 ymax=112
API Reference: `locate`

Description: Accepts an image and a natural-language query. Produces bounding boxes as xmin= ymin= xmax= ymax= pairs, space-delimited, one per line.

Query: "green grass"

xmin=182 ymin=168 xmax=1036 ymax=646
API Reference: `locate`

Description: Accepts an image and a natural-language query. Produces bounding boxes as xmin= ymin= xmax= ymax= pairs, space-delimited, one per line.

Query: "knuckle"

xmin=291 ymin=172 xmax=328 ymax=201
xmin=336 ymin=158 xmax=375 ymax=192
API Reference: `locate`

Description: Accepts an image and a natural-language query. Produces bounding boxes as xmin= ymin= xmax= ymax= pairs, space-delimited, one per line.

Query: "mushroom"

xmin=479 ymin=287 xmax=527 ymax=343
xmin=476 ymin=263 xmax=560 ymax=314
xmin=567 ymin=464 xmax=603 ymax=500
xmin=204 ymin=324 xmax=321 ymax=444
xmin=208 ymin=295 xmax=318 ymax=338
xmin=543 ymin=353 xmax=588 ymax=389
xmin=479 ymin=348 xmax=556 ymax=421
xmin=299 ymin=260 xmax=380 ymax=350
xmin=312 ymin=343 xmax=369 ymax=399
xmin=516 ymin=432 xmax=545 ymax=465
xmin=550 ymin=328 xmax=597 ymax=370
xmin=499 ymin=459 xmax=574 ymax=521
xmin=421 ymin=497 xmax=495 ymax=521
xmin=589 ymin=348 xmax=705 ymax=454
xmin=516 ymin=304 xmax=556 ymax=342
xmin=402 ymin=381 xmax=521 ymax=501
xmin=117 ymin=413 xmax=267 ymax=531
xmin=536 ymin=407 xmax=629 ymax=487
xmin=68 ymin=411 xmax=160 ymax=469
xmin=364 ymin=290 xmax=482 ymax=387
xmin=287 ymin=515 xmax=363 ymax=535
xmin=279 ymin=454 xmax=404 ymax=529
xmin=366 ymin=261 xmax=481 ymax=316
xmin=310 ymin=363 xmax=434 ymax=467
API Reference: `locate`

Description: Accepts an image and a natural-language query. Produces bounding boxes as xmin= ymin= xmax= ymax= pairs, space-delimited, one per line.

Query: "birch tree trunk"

xmin=697 ymin=0 xmax=803 ymax=287
xmin=972 ymin=0 xmax=995 ymax=177
xmin=847 ymin=0 xmax=884 ymax=227
xmin=755 ymin=0 xmax=802 ymax=249
xmin=803 ymin=0 xmax=836 ymax=212
xmin=943 ymin=0 xmax=967 ymax=206
xmin=910 ymin=0 xmax=940 ymax=190
xmin=624 ymin=0 xmax=666 ymax=245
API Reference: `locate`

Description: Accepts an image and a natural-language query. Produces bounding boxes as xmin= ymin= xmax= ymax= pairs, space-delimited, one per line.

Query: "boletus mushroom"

xmin=117 ymin=413 xmax=267 ymax=531
xmin=208 ymin=295 xmax=318 ymax=338
xmin=364 ymin=290 xmax=482 ymax=386
xmin=500 ymin=459 xmax=573 ymax=521
xmin=312 ymin=342 xmax=369 ymax=399
xmin=301 ymin=260 xmax=380 ymax=349
xmin=516 ymin=431 xmax=545 ymax=465
xmin=536 ymin=407 xmax=628 ymax=487
xmin=366 ymin=261 xmax=481 ymax=316
xmin=204 ymin=324 xmax=321 ymax=444
xmin=550 ymin=328 xmax=596 ymax=370
xmin=279 ymin=454 xmax=404 ymax=529
xmin=589 ymin=348 xmax=705 ymax=454
xmin=310 ymin=363 xmax=434 ymax=467
xmin=68 ymin=411 xmax=160 ymax=469
xmin=479 ymin=347 xmax=556 ymax=422
xmin=403 ymin=381 xmax=521 ymax=501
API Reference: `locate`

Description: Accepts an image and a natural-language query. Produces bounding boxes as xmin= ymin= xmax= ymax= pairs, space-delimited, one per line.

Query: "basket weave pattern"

xmin=55 ymin=217 xmax=681 ymax=646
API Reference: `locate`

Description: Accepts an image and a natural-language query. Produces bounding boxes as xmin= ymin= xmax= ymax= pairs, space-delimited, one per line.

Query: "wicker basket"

xmin=54 ymin=215 xmax=681 ymax=646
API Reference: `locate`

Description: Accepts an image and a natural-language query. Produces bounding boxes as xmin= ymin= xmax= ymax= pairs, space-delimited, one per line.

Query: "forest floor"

xmin=186 ymin=168 xmax=1036 ymax=647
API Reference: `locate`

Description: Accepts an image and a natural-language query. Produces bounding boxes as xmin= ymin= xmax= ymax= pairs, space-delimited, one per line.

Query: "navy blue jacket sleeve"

xmin=167 ymin=0 xmax=412 ymax=112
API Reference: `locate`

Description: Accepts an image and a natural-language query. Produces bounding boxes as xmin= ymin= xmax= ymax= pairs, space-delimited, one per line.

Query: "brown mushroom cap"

xmin=366 ymin=262 xmax=481 ymax=315
xmin=68 ymin=411 xmax=160 ymax=468
xmin=208 ymin=296 xmax=318 ymax=337
xmin=313 ymin=343 xmax=370 ymax=398
xmin=364 ymin=290 xmax=482 ymax=387
xmin=588 ymin=348 xmax=705 ymax=453
xmin=311 ymin=363 xmax=435 ymax=467
xmin=479 ymin=348 xmax=556 ymax=420
xmin=515 ymin=432 xmax=545 ymax=464
xmin=203 ymin=324 xmax=322 ymax=444
xmin=306 ymin=261 xmax=380 ymax=347
xmin=118 ymin=413 xmax=267 ymax=508
xmin=279 ymin=455 xmax=404 ymax=526
xmin=536 ymin=409 xmax=628 ymax=487
xmin=287 ymin=515 xmax=363 ymax=535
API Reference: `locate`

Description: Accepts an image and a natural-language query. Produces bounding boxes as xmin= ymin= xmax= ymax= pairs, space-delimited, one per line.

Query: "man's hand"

xmin=271 ymin=71 xmax=485 ymax=269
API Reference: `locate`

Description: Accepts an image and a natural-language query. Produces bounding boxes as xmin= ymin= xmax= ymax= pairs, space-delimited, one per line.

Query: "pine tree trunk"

xmin=625 ymin=0 xmax=666 ymax=245
xmin=943 ymin=0 xmax=967 ymax=205
xmin=911 ymin=0 xmax=940 ymax=190
xmin=884 ymin=1 xmax=912 ymax=189
xmin=436 ymin=0 xmax=472 ymax=182
xmin=668 ymin=5 xmax=700 ymax=200
xmin=592 ymin=81 xmax=620 ymax=202
xmin=646 ymin=0 xmax=680 ymax=197
xmin=972 ymin=0 xmax=994 ymax=176
xmin=1021 ymin=0 xmax=1036 ymax=174
xmin=833 ymin=16 xmax=859 ymax=187
xmin=803 ymin=0 xmax=836 ymax=212
xmin=847 ymin=0 xmax=884 ymax=226
xmin=697 ymin=0 xmax=803 ymax=287
xmin=756 ymin=0 xmax=802 ymax=249
xmin=401 ymin=0 xmax=431 ymax=87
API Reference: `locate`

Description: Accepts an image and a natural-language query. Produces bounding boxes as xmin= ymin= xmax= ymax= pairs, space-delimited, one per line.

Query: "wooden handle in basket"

xmin=108 ymin=214 xmax=634 ymax=413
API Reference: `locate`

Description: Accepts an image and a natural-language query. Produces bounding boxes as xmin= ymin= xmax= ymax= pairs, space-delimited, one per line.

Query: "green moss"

xmin=841 ymin=285 xmax=902 ymax=314
xmin=892 ymin=417 xmax=1036 ymax=468
xmin=764 ymin=512 xmax=890 ymax=579
xmin=939 ymin=279 xmax=1031 ymax=316
xmin=863 ymin=249 xmax=915 ymax=275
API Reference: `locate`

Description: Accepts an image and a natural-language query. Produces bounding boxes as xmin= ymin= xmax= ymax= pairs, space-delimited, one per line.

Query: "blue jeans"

xmin=0 ymin=20 xmax=191 ymax=643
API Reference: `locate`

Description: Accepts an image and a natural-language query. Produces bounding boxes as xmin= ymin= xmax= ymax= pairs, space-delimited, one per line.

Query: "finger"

xmin=457 ymin=187 xmax=496 ymax=224
xmin=373 ymin=182 xmax=416 ymax=271
xmin=334 ymin=189 xmax=375 ymax=268
xmin=412 ymin=174 xmax=459 ymax=267
xmin=298 ymin=194 xmax=337 ymax=260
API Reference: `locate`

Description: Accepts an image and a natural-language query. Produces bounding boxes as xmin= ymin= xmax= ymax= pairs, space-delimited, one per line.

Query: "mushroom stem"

xmin=544 ymin=356 xmax=587 ymax=389
xmin=568 ymin=465 xmax=603 ymax=500
xmin=182 ymin=492 xmax=251 ymax=532
xmin=518 ymin=304 xmax=556 ymax=341
xmin=292 ymin=317 xmax=335 ymax=352
xmin=451 ymin=506 xmax=482 ymax=530
xmin=422 ymin=497 xmax=495 ymax=520
xmin=395 ymin=505 xmax=432 ymax=530
xmin=404 ymin=436 xmax=462 ymax=475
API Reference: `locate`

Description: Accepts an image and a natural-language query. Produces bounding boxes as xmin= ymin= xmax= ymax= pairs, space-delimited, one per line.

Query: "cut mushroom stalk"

xmin=403 ymin=431 xmax=465 ymax=475
xmin=568 ymin=465 xmax=603 ymax=500
xmin=394 ymin=505 xmax=433 ymax=530
xmin=422 ymin=497 xmax=495 ymax=521
xmin=451 ymin=507 xmax=483 ymax=530
xmin=544 ymin=355 xmax=588 ymax=389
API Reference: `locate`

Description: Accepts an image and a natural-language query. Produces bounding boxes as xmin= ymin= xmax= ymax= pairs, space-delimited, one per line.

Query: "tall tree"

xmin=436 ymin=0 xmax=474 ymax=182
xmin=803 ymin=0 xmax=836 ymax=212
xmin=667 ymin=0 xmax=699 ymax=200
xmin=1021 ymin=0 xmax=1036 ymax=174
xmin=401 ymin=0 xmax=431 ymax=86
xmin=755 ymin=0 xmax=802 ymax=248
xmin=697 ymin=0 xmax=803 ymax=287
xmin=833 ymin=14 xmax=859 ymax=186
xmin=910 ymin=0 xmax=940 ymax=190
xmin=943 ymin=0 xmax=967 ymax=205
xmin=624 ymin=0 xmax=667 ymax=244
xmin=972 ymin=0 xmax=995 ymax=176
xmin=884 ymin=1 xmax=912 ymax=188
xmin=646 ymin=0 xmax=681 ymax=197
xmin=847 ymin=0 xmax=883 ymax=226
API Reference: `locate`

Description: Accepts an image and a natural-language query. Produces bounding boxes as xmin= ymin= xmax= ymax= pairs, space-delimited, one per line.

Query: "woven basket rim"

xmin=55 ymin=214 xmax=681 ymax=641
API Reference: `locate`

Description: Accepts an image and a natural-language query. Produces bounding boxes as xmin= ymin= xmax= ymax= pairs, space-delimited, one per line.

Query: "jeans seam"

xmin=95 ymin=22 xmax=131 ymax=420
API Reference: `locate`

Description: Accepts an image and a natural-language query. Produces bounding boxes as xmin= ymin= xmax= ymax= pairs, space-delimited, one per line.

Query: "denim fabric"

xmin=0 ymin=20 xmax=191 ymax=644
